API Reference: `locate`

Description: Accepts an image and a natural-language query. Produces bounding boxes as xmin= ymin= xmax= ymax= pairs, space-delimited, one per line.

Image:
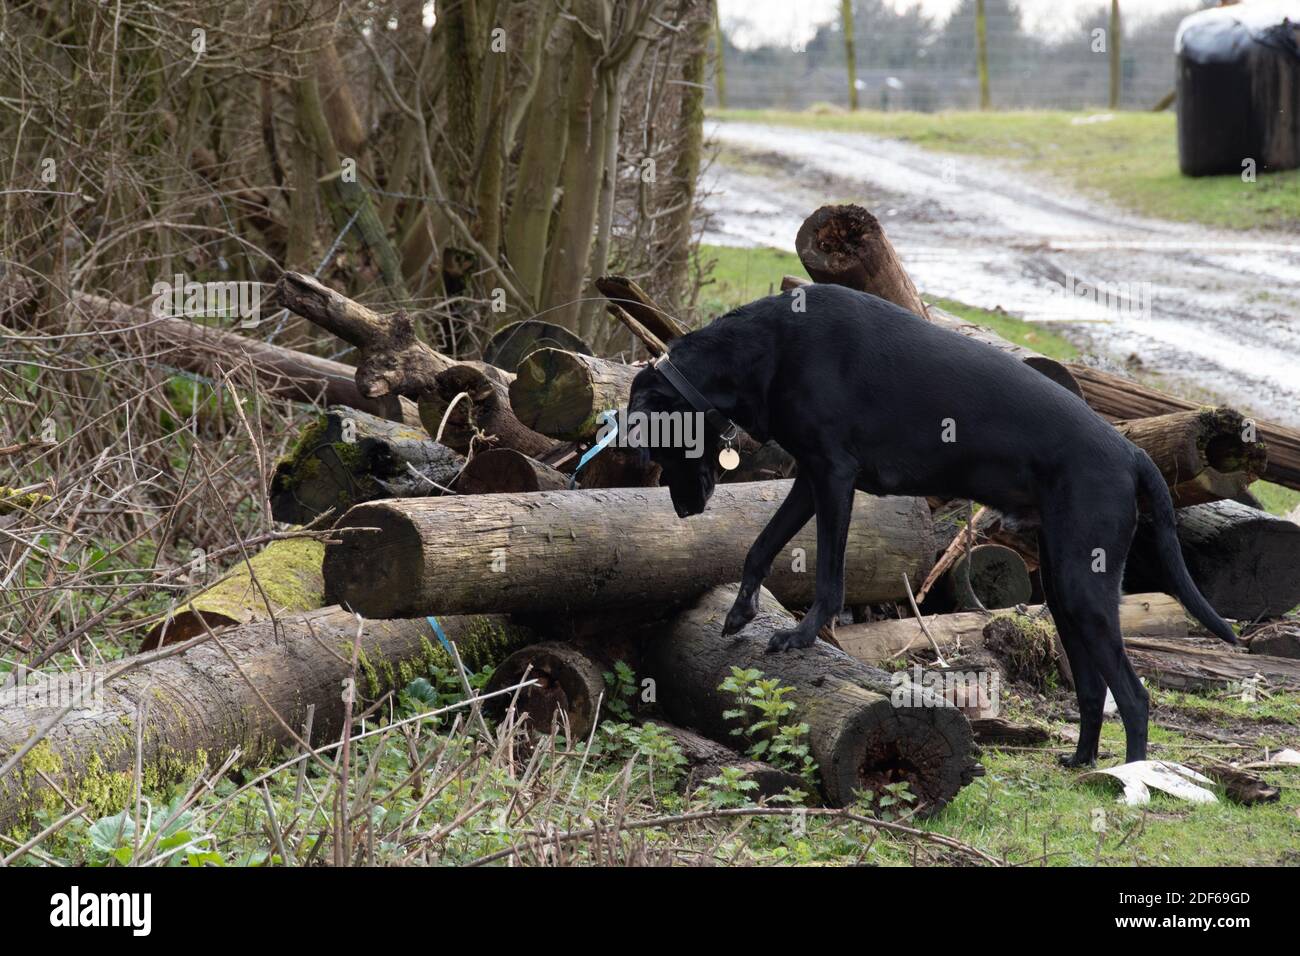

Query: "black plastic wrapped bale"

xmin=1176 ymin=2 xmax=1300 ymax=176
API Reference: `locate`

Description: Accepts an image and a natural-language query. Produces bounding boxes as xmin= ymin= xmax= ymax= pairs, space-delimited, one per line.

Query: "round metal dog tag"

xmin=718 ymin=447 xmax=740 ymax=471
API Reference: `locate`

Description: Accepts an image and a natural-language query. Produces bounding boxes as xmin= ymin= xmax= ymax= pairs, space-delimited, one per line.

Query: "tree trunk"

xmin=0 ymin=608 xmax=536 ymax=835
xmin=75 ymin=293 xmax=419 ymax=426
xmin=417 ymin=363 xmax=559 ymax=459
xmin=835 ymin=593 xmax=1188 ymax=665
xmin=642 ymin=585 xmax=979 ymax=812
xmin=1114 ymin=406 xmax=1266 ymax=508
xmin=455 ymin=448 xmax=568 ymax=494
xmin=540 ymin=8 xmax=606 ymax=332
xmin=1126 ymin=499 xmax=1300 ymax=619
xmin=269 ymin=406 xmax=463 ymax=525
xmin=323 ymin=481 xmax=934 ymax=618
xmin=141 ymin=539 xmax=326 ymax=650
xmin=508 ymin=347 xmax=639 ymax=441
xmin=1068 ymin=363 xmax=1300 ymax=491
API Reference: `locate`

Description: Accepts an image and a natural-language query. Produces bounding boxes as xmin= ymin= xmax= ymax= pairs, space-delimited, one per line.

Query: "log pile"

xmin=9 ymin=200 xmax=1300 ymax=831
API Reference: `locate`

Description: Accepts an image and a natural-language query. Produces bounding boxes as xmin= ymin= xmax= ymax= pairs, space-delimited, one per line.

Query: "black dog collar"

xmin=653 ymin=354 xmax=739 ymax=442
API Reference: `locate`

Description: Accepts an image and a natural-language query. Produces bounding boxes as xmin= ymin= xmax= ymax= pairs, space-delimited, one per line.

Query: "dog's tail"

xmin=1133 ymin=451 xmax=1237 ymax=645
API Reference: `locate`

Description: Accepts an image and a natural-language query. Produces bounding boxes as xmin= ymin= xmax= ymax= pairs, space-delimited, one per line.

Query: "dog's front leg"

xmin=723 ymin=473 xmax=815 ymax=635
xmin=767 ymin=467 xmax=856 ymax=652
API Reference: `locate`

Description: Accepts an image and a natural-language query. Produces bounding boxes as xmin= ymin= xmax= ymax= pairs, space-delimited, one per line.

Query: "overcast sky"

xmin=719 ymin=0 xmax=1207 ymax=49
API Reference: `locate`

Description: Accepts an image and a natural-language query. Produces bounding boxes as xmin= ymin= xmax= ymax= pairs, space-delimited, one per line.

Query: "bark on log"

xmin=73 ymin=292 xmax=420 ymax=426
xmin=653 ymin=721 xmax=813 ymax=802
xmin=795 ymin=204 xmax=928 ymax=318
xmin=1244 ymin=621 xmax=1300 ymax=659
xmin=969 ymin=717 xmax=1050 ymax=746
xmin=142 ymin=538 xmax=326 ymax=650
xmin=1126 ymin=500 xmax=1300 ymax=619
xmin=595 ymin=275 xmax=691 ymax=343
xmin=508 ymin=347 xmax=640 ymax=441
xmin=323 ymin=481 xmax=934 ymax=618
xmin=483 ymin=319 xmax=592 ymax=372
xmin=835 ymin=593 xmax=1188 ymax=664
xmin=418 ymin=363 xmax=559 ymax=459
xmin=1114 ymin=406 xmax=1266 ymax=508
xmin=455 ymin=448 xmax=568 ymax=494
xmin=0 ymin=608 xmax=535 ymax=834
xmin=269 ymin=406 xmax=463 ymax=525
xmin=1068 ymin=363 xmax=1300 ymax=491
xmin=1123 ymin=636 xmax=1300 ymax=691
xmin=274 ymin=271 xmax=500 ymax=400
xmin=642 ymin=585 xmax=979 ymax=812
xmin=942 ymin=543 xmax=1032 ymax=611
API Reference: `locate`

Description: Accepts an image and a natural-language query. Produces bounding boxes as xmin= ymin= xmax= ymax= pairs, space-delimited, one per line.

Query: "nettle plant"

xmin=719 ymin=667 xmax=817 ymax=785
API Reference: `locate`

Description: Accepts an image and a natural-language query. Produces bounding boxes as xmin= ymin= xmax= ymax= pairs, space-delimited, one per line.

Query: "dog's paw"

xmin=721 ymin=597 xmax=758 ymax=636
xmin=1057 ymin=753 xmax=1096 ymax=769
xmin=765 ymin=626 xmax=816 ymax=653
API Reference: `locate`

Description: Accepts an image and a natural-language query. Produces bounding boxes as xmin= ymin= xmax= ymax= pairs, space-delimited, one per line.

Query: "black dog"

xmin=628 ymin=284 xmax=1237 ymax=766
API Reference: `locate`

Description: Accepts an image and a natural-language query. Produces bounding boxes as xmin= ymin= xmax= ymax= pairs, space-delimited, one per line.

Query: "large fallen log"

xmin=324 ymin=482 xmax=934 ymax=618
xmin=73 ymin=292 xmax=420 ymax=426
xmin=269 ymin=406 xmax=463 ymax=525
xmin=785 ymin=205 xmax=1082 ymax=396
xmin=642 ymin=585 xmax=979 ymax=812
xmin=1122 ymin=636 xmax=1300 ymax=692
xmin=1067 ymin=363 xmax=1300 ymax=491
xmin=835 ymin=593 xmax=1188 ymax=665
xmin=0 ymin=608 xmax=536 ymax=835
xmin=1114 ymin=406 xmax=1266 ymax=508
xmin=142 ymin=538 xmax=326 ymax=649
xmin=1126 ymin=499 xmax=1300 ymax=619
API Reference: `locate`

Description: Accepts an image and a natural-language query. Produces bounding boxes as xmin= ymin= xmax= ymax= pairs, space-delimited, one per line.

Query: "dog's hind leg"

xmin=1042 ymin=497 xmax=1148 ymax=764
xmin=723 ymin=473 xmax=814 ymax=636
xmin=767 ymin=464 xmax=857 ymax=652
xmin=1040 ymin=531 xmax=1106 ymax=768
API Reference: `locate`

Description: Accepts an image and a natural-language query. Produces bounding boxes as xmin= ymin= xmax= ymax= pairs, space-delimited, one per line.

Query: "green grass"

xmin=712 ymin=109 xmax=1300 ymax=232
xmin=1252 ymin=480 xmax=1300 ymax=518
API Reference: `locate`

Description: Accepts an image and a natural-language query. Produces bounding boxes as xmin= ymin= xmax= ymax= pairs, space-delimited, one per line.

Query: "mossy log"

xmin=269 ymin=406 xmax=464 ymax=525
xmin=1126 ymin=499 xmax=1300 ymax=619
xmin=142 ymin=538 xmax=327 ymax=650
xmin=0 ymin=608 xmax=535 ymax=836
xmin=835 ymin=593 xmax=1188 ymax=665
xmin=1067 ymin=363 xmax=1300 ymax=491
xmin=0 ymin=487 xmax=52 ymax=515
xmin=455 ymin=448 xmax=568 ymax=494
xmin=323 ymin=481 xmax=934 ymax=619
xmin=508 ymin=347 xmax=639 ymax=442
xmin=642 ymin=585 xmax=979 ymax=812
xmin=75 ymin=292 xmax=420 ymax=426
xmin=418 ymin=363 xmax=559 ymax=459
xmin=1115 ymin=406 xmax=1266 ymax=507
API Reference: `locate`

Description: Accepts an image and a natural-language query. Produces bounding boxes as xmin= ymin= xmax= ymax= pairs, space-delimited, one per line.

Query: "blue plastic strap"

xmin=426 ymin=616 xmax=454 ymax=655
xmin=568 ymin=410 xmax=619 ymax=489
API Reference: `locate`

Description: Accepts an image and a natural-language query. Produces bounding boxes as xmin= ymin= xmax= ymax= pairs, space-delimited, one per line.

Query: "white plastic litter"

xmin=1080 ymin=761 xmax=1218 ymax=806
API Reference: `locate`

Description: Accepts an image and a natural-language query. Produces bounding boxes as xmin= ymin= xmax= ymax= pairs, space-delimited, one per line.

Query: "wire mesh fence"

xmin=716 ymin=0 xmax=1217 ymax=111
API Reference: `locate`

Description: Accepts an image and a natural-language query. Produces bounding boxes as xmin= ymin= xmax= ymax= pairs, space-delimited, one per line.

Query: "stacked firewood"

xmin=13 ymin=206 xmax=1300 ymax=829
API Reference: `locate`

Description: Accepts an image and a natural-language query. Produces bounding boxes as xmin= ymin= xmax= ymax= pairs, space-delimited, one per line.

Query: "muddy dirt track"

xmin=703 ymin=119 xmax=1300 ymax=428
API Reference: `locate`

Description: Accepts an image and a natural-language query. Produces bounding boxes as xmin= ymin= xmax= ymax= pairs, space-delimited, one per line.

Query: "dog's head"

xmin=628 ymin=364 xmax=723 ymax=519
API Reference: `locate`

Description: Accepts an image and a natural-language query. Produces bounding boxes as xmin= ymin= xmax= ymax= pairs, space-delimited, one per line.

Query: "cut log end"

xmin=456 ymin=448 xmax=567 ymax=494
xmin=944 ymin=543 xmax=1032 ymax=611
xmin=483 ymin=642 xmax=607 ymax=739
